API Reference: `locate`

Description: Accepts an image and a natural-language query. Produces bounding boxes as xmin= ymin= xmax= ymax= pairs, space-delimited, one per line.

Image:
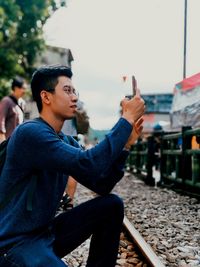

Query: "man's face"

xmin=49 ymin=76 xmax=78 ymax=120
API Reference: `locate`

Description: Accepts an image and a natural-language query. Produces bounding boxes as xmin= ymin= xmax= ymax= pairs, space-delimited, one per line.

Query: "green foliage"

xmin=0 ymin=79 xmax=11 ymax=100
xmin=0 ymin=0 xmax=66 ymax=99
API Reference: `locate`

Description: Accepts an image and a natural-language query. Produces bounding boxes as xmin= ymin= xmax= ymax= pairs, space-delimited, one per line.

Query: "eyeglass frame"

xmin=63 ymin=85 xmax=79 ymax=97
xmin=45 ymin=85 xmax=79 ymax=98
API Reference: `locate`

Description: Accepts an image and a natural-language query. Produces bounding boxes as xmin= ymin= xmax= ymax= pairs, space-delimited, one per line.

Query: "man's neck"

xmin=39 ymin=112 xmax=63 ymax=133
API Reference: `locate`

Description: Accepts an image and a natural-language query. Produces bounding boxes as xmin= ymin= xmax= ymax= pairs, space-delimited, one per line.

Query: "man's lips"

xmin=70 ymin=105 xmax=77 ymax=110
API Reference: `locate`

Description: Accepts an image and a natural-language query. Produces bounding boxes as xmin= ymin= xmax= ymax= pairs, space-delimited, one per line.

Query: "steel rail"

xmin=123 ymin=216 xmax=165 ymax=267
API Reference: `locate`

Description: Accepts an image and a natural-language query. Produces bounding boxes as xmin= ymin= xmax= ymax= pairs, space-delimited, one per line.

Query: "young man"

xmin=0 ymin=77 xmax=26 ymax=143
xmin=0 ymin=65 xmax=145 ymax=267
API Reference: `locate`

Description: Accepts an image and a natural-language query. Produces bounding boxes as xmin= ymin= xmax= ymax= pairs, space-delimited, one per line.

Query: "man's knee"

xmin=104 ymin=194 xmax=124 ymax=217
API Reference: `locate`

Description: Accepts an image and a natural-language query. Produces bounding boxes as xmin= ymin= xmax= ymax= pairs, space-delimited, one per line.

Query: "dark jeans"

xmin=0 ymin=194 xmax=124 ymax=267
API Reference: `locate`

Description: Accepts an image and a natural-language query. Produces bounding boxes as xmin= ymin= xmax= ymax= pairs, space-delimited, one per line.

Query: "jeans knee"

xmin=107 ymin=194 xmax=124 ymax=217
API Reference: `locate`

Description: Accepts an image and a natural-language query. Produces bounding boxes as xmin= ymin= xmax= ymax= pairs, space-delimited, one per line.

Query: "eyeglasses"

xmin=63 ymin=86 xmax=79 ymax=97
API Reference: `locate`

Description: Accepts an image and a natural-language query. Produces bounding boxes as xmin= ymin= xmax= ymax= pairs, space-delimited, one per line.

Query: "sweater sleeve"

xmin=0 ymin=98 xmax=10 ymax=133
xmin=89 ymin=150 xmax=129 ymax=195
xmin=12 ymin=118 xmax=132 ymax=195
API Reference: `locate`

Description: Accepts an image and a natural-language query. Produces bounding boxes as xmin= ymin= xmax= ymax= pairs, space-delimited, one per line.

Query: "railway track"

xmin=122 ymin=216 xmax=165 ymax=267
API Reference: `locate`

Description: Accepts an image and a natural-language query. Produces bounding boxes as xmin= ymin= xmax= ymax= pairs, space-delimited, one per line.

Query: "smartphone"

xmin=132 ymin=75 xmax=137 ymax=96
xmin=125 ymin=75 xmax=137 ymax=100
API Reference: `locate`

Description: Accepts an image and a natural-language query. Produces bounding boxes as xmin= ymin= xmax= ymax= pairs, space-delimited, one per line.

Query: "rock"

xmin=127 ymin=245 xmax=134 ymax=251
xmin=116 ymin=258 xmax=127 ymax=265
xmin=135 ymin=262 xmax=143 ymax=267
xmin=127 ymin=257 xmax=140 ymax=264
xmin=119 ymin=240 xmax=128 ymax=248
xmin=120 ymin=252 xmax=127 ymax=259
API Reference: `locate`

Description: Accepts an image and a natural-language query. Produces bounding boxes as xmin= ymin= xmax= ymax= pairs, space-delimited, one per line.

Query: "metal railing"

xmin=126 ymin=127 xmax=200 ymax=193
xmin=126 ymin=140 xmax=148 ymax=174
xmin=161 ymin=127 xmax=200 ymax=190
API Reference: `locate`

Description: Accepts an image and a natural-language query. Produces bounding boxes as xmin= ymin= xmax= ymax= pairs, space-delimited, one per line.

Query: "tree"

xmin=0 ymin=0 xmax=66 ymax=99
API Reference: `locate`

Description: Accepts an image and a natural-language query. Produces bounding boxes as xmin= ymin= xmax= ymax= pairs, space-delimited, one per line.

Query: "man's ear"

xmin=40 ymin=90 xmax=51 ymax=105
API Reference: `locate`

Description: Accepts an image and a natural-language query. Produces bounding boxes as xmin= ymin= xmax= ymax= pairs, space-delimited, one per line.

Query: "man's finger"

xmin=135 ymin=117 xmax=144 ymax=126
xmin=138 ymin=126 xmax=143 ymax=134
xmin=135 ymin=125 xmax=143 ymax=135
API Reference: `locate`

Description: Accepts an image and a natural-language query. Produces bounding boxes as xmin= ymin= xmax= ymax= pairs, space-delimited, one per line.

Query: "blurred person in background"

xmin=0 ymin=76 xmax=26 ymax=143
xmin=146 ymin=124 xmax=163 ymax=186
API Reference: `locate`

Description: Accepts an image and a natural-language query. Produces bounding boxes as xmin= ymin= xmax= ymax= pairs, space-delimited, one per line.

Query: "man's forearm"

xmin=85 ymin=150 xmax=129 ymax=195
xmin=65 ymin=176 xmax=77 ymax=201
xmin=0 ymin=133 xmax=6 ymax=143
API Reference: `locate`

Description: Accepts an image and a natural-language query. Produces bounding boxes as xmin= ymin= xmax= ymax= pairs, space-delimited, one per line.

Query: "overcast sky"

xmin=43 ymin=0 xmax=200 ymax=129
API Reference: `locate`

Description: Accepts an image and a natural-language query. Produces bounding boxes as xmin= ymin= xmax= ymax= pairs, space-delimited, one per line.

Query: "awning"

xmin=171 ymin=72 xmax=200 ymax=128
xmin=175 ymin=72 xmax=200 ymax=92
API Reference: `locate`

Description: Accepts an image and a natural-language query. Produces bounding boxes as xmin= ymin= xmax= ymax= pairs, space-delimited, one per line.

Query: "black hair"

xmin=31 ymin=64 xmax=73 ymax=112
xmin=11 ymin=76 xmax=25 ymax=90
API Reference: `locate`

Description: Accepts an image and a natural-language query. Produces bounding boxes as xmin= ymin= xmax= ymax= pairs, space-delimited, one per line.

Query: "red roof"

xmin=175 ymin=72 xmax=200 ymax=91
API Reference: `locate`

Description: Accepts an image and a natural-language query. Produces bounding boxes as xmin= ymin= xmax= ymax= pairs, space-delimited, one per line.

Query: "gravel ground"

xmin=63 ymin=172 xmax=200 ymax=267
xmin=113 ymin=173 xmax=200 ymax=267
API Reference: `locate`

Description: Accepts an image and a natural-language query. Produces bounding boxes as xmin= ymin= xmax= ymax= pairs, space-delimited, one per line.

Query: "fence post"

xmin=182 ymin=126 xmax=192 ymax=184
xmin=135 ymin=139 xmax=142 ymax=174
xmin=191 ymin=154 xmax=199 ymax=184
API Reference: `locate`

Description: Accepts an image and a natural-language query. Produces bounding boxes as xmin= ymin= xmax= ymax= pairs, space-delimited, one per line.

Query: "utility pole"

xmin=183 ymin=0 xmax=187 ymax=79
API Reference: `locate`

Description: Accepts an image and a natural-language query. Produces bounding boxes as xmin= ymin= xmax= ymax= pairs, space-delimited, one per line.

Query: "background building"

xmin=141 ymin=93 xmax=173 ymax=133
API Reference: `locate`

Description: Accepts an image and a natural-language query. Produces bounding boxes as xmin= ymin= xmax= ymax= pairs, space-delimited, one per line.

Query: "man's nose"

xmin=71 ymin=94 xmax=78 ymax=102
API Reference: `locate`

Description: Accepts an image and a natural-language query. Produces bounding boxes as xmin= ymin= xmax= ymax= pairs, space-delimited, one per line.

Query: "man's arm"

xmin=124 ymin=117 xmax=144 ymax=150
xmin=65 ymin=176 xmax=77 ymax=205
xmin=0 ymin=133 xmax=6 ymax=143
xmin=16 ymin=93 xmax=145 ymax=195
xmin=91 ymin=117 xmax=144 ymax=194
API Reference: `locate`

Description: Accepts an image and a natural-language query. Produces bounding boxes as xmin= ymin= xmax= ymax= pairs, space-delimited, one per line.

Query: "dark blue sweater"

xmin=0 ymin=117 xmax=132 ymax=247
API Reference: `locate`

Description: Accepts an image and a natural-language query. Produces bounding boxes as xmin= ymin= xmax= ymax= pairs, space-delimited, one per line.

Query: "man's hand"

xmin=121 ymin=89 xmax=145 ymax=126
xmin=125 ymin=117 xmax=144 ymax=150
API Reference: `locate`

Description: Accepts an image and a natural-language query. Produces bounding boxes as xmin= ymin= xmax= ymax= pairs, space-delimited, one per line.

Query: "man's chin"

xmin=64 ymin=115 xmax=76 ymax=120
